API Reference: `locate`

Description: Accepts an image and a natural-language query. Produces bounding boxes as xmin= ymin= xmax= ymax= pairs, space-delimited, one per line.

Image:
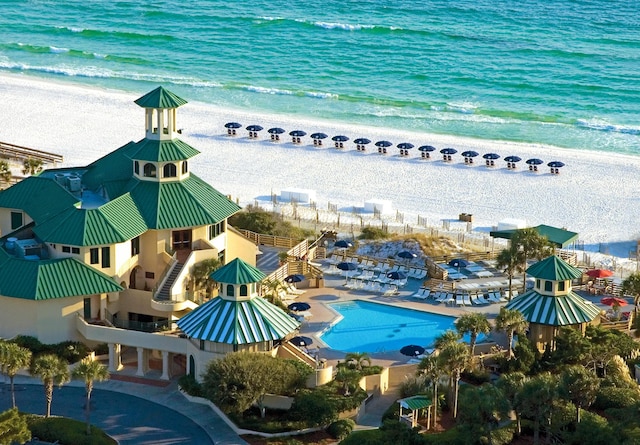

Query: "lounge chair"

xmin=431 ymin=291 xmax=442 ymax=302
xmin=463 ymin=293 xmax=472 ymax=306
xmin=456 ymin=293 xmax=464 ymax=306
xmin=411 ymin=288 xmax=426 ymax=299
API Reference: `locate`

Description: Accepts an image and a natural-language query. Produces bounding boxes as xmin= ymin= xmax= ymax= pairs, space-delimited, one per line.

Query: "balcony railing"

xmin=105 ymin=310 xmax=169 ymax=333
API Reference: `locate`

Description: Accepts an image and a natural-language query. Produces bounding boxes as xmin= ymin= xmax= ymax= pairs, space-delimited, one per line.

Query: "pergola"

xmin=398 ymin=395 xmax=432 ymax=429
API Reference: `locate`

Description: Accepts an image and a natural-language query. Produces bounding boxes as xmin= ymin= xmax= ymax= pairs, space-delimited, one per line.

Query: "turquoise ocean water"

xmin=1 ymin=0 xmax=639 ymax=153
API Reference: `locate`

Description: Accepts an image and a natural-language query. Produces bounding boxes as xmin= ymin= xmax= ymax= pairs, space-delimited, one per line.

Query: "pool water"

xmin=320 ymin=300 xmax=471 ymax=354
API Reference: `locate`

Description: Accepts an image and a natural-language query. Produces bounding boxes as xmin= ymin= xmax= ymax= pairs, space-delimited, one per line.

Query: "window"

xmin=90 ymin=248 xmax=99 ymax=264
xmin=558 ymin=281 xmax=566 ymax=291
xmin=182 ymin=161 xmax=188 ymax=174
xmin=131 ymin=236 xmax=140 ymax=256
xmin=544 ymin=280 xmax=552 ymax=292
xmin=226 ymin=284 xmax=234 ymax=297
xmin=143 ymin=163 xmax=156 ymax=178
xmin=101 ymin=246 xmax=110 ymax=268
xmin=71 ymin=247 xmax=80 ymax=254
xmin=10 ymin=212 xmax=23 ymax=230
xmin=134 ymin=161 xmax=139 ymax=175
xmin=62 ymin=246 xmax=71 ymax=253
xmin=240 ymin=284 xmax=248 ymax=297
xmin=208 ymin=221 xmax=226 ymax=240
xmin=163 ymin=163 xmax=177 ymax=178
xmin=536 ymin=279 xmax=540 ymax=289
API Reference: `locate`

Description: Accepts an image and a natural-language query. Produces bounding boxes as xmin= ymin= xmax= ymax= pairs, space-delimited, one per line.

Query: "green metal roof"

xmin=34 ymin=193 xmax=147 ymax=246
xmin=125 ymin=175 xmax=241 ymax=229
xmin=134 ymin=86 xmax=187 ymax=109
xmin=0 ymin=177 xmax=79 ymax=224
xmin=0 ymin=253 xmax=122 ymax=300
xmin=210 ymin=258 xmax=265 ymax=284
xmin=505 ymin=289 xmax=601 ymax=326
xmin=131 ymin=139 xmax=200 ymax=162
xmin=526 ymin=255 xmax=583 ymax=281
xmin=177 ymin=296 xmax=300 ymax=344
xmin=489 ymin=224 xmax=579 ymax=248
xmin=82 ymin=141 xmax=138 ymax=191
xmin=399 ymin=395 xmax=432 ymax=411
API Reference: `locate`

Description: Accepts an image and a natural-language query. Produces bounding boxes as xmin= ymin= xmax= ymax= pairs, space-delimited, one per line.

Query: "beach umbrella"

xmin=504 ymin=155 xmax=522 ymax=163
xmin=289 ymin=336 xmax=313 ymax=347
xmin=482 ymin=153 xmax=500 ymax=160
xmin=462 ymin=150 xmax=479 ymax=158
xmin=526 ymin=158 xmax=543 ymax=165
xmin=288 ymin=302 xmax=311 ymax=312
xmin=284 ymin=274 xmax=306 ymax=283
xmin=334 ymin=240 xmax=353 ymax=249
xmin=246 ymin=125 xmax=263 ymax=132
xmin=448 ymin=258 xmax=469 ymax=268
xmin=397 ymin=142 xmax=414 ymax=150
xmin=440 ymin=148 xmax=457 ymax=155
xmin=310 ymin=132 xmax=328 ymax=140
xmin=354 ymin=138 xmax=371 ymax=145
xmin=397 ymin=250 xmax=417 ymax=259
xmin=268 ymin=127 xmax=285 ymax=135
xmin=289 ymin=130 xmax=306 ymax=137
xmin=337 ymin=261 xmax=357 ymax=278
xmin=548 ymin=161 xmax=565 ymax=168
xmin=386 ymin=271 xmax=407 ymax=280
xmin=224 ymin=122 xmax=242 ymax=129
xmin=418 ymin=145 xmax=437 ymax=152
xmin=332 ymin=135 xmax=350 ymax=142
xmin=600 ymin=297 xmax=627 ymax=307
xmin=375 ymin=140 xmax=393 ymax=148
xmin=585 ymin=269 xmax=613 ymax=278
xmin=400 ymin=344 xmax=425 ymax=357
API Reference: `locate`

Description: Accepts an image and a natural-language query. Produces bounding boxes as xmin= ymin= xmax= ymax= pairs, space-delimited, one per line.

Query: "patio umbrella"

xmin=288 ymin=302 xmax=311 ymax=312
xmin=310 ymin=132 xmax=328 ymax=140
xmin=440 ymin=148 xmax=457 ymax=155
xmin=284 ymin=274 xmax=306 ymax=283
xmin=482 ymin=153 xmax=500 ymax=160
xmin=600 ymin=297 xmax=627 ymax=307
xmin=337 ymin=261 xmax=357 ymax=277
xmin=400 ymin=344 xmax=425 ymax=357
xmin=504 ymin=155 xmax=521 ymax=163
xmin=289 ymin=336 xmax=313 ymax=347
xmin=548 ymin=161 xmax=565 ymax=168
xmin=268 ymin=127 xmax=285 ymax=134
xmin=246 ymin=124 xmax=263 ymax=132
xmin=289 ymin=130 xmax=307 ymax=137
xmin=418 ymin=145 xmax=436 ymax=152
xmin=397 ymin=250 xmax=417 ymax=259
xmin=448 ymin=258 xmax=469 ymax=268
xmin=332 ymin=135 xmax=350 ymax=142
xmin=526 ymin=158 xmax=543 ymax=165
xmin=224 ymin=122 xmax=242 ymax=129
xmin=354 ymin=138 xmax=371 ymax=145
xmin=334 ymin=240 xmax=353 ymax=249
xmin=386 ymin=271 xmax=407 ymax=280
xmin=375 ymin=140 xmax=393 ymax=148
xmin=462 ymin=150 xmax=479 ymax=157
xmin=585 ymin=269 xmax=613 ymax=278
xmin=397 ymin=142 xmax=414 ymax=150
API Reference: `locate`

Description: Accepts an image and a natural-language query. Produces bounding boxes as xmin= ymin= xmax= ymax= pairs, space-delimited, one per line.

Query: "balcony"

xmin=151 ymin=295 xmax=199 ymax=312
xmin=105 ymin=310 xmax=169 ymax=333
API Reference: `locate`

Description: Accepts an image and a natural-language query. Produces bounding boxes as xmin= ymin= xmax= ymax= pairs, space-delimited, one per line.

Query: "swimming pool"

xmin=320 ymin=300 xmax=468 ymax=354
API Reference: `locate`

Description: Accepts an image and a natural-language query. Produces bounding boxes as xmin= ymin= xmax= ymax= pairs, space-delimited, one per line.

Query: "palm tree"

xmin=417 ymin=354 xmax=443 ymax=429
xmin=517 ymin=373 xmax=557 ymax=445
xmin=459 ymin=383 xmax=510 ymax=445
xmin=262 ymin=278 xmax=286 ymax=303
xmin=558 ymin=365 xmax=599 ymax=424
xmin=344 ymin=352 xmax=371 ymax=370
xmin=0 ymin=160 xmax=12 ymax=186
xmin=495 ymin=307 xmax=529 ymax=358
xmin=22 ymin=158 xmax=43 ymax=176
xmin=0 ymin=342 xmax=32 ymax=408
xmin=439 ymin=341 xmax=469 ymax=418
xmin=31 ymin=354 xmax=70 ymax=418
xmin=496 ymin=247 xmax=524 ymax=300
xmin=72 ymin=357 xmax=110 ymax=435
xmin=454 ymin=313 xmax=491 ymax=357
xmin=496 ymin=372 xmax=528 ymax=435
xmin=190 ymin=258 xmax=221 ymax=299
xmin=433 ymin=329 xmax=461 ymax=351
xmin=621 ymin=272 xmax=640 ymax=317
xmin=511 ymin=228 xmax=553 ymax=291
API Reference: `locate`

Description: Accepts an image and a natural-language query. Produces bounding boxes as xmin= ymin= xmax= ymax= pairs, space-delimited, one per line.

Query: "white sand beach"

xmin=1 ymin=73 xmax=639 ymax=260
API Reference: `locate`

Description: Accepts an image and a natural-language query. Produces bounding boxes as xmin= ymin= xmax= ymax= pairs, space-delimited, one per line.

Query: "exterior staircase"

xmin=154 ymin=261 xmax=185 ymax=301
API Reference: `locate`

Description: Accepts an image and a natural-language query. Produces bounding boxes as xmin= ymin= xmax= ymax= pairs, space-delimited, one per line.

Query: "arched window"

xmin=182 ymin=161 xmax=188 ymax=174
xmin=143 ymin=163 xmax=157 ymax=178
xmin=163 ymin=163 xmax=177 ymax=178
xmin=240 ymin=284 xmax=248 ymax=296
xmin=226 ymin=284 xmax=235 ymax=297
xmin=134 ymin=161 xmax=139 ymax=174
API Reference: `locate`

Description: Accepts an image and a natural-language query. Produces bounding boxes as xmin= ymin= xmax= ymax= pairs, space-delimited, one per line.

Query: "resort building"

xmin=0 ymin=87 xmax=299 ymax=380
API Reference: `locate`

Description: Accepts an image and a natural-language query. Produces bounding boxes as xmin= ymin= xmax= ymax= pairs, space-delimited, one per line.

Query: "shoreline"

xmin=1 ymin=72 xmax=640 ymax=259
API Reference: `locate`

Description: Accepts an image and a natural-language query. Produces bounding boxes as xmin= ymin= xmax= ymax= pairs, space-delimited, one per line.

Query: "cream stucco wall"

xmin=225 ymin=229 xmax=258 ymax=267
xmin=0 ymin=208 xmax=33 ymax=238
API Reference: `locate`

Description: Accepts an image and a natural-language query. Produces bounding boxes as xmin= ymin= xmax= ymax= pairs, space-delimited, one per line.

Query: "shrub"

xmin=327 ymin=419 xmax=355 ymax=440
xmin=593 ymin=386 xmax=638 ymax=410
xmin=12 ymin=335 xmax=45 ymax=354
xmin=461 ymin=367 xmax=491 ymax=385
xmin=359 ymin=226 xmax=389 ymax=240
xmin=26 ymin=415 xmax=116 ymax=445
xmin=53 ymin=341 xmax=91 ymax=363
xmin=178 ymin=374 xmax=203 ymax=397
xmin=289 ymin=391 xmax=338 ymax=426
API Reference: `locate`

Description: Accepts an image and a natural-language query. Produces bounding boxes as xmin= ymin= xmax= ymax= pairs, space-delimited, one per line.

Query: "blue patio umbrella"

xmin=448 ymin=258 xmax=469 ymax=268
xmin=504 ymin=155 xmax=521 ymax=163
xmin=397 ymin=142 xmax=414 ymax=150
xmin=246 ymin=124 xmax=263 ymax=132
xmin=268 ymin=127 xmax=285 ymax=134
xmin=482 ymin=153 xmax=500 ymax=160
xmin=375 ymin=140 xmax=393 ymax=148
xmin=418 ymin=145 xmax=437 ymax=152
xmin=289 ymin=130 xmax=307 ymax=137
xmin=310 ymin=132 xmax=328 ymax=140
xmin=387 ymin=271 xmax=407 ymax=280
xmin=332 ymin=135 xmax=350 ymax=142
xmin=337 ymin=261 xmax=357 ymax=278
xmin=548 ymin=161 xmax=565 ymax=168
xmin=284 ymin=274 xmax=306 ymax=283
xmin=400 ymin=344 xmax=425 ymax=357
xmin=290 ymin=336 xmax=313 ymax=347
xmin=440 ymin=147 xmax=457 ymax=155
xmin=288 ymin=302 xmax=311 ymax=312
xmin=224 ymin=122 xmax=242 ymax=129
xmin=462 ymin=150 xmax=479 ymax=157
xmin=526 ymin=158 xmax=544 ymax=165
xmin=397 ymin=250 xmax=417 ymax=259
xmin=334 ymin=240 xmax=353 ymax=249
xmin=354 ymin=138 xmax=371 ymax=145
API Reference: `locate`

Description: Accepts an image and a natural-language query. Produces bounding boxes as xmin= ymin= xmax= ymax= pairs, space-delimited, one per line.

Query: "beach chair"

xmin=456 ymin=293 xmax=464 ymax=306
xmin=463 ymin=293 xmax=472 ymax=306
xmin=431 ymin=291 xmax=441 ymax=302
xmin=411 ymin=288 xmax=426 ymax=299
xmin=445 ymin=293 xmax=456 ymax=305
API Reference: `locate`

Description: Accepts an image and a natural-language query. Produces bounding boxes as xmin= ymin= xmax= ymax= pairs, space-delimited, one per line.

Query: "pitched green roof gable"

xmin=0 ymin=255 xmax=122 ymax=300
xmin=131 ymin=139 xmax=200 ymax=162
xmin=134 ymin=87 xmax=187 ymax=109
xmin=82 ymin=141 xmax=138 ymax=190
xmin=0 ymin=177 xmax=79 ymax=223
xmin=34 ymin=193 xmax=147 ymax=246
xmin=526 ymin=255 xmax=583 ymax=281
xmin=211 ymin=258 xmax=265 ymax=284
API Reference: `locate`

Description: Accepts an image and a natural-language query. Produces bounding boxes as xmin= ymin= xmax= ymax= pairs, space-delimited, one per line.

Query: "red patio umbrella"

xmin=600 ymin=297 xmax=627 ymax=307
xmin=585 ymin=269 xmax=614 ymax=278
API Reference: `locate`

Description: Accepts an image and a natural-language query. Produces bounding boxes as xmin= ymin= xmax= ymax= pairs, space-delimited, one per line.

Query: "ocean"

xmin=1 ymin=0 xmax=639 ymax=153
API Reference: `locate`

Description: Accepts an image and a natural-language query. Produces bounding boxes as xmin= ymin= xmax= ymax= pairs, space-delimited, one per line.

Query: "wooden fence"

xmin=0 ymin=141 xmax=63 ymax=164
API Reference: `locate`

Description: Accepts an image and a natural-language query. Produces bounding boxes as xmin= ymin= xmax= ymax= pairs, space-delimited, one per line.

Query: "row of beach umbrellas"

xmin=225 ymin=122 xmax=564 ymax=169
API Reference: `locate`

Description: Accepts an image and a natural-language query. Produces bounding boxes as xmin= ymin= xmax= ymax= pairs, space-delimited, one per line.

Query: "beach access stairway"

xmin=154 ymin=261 xmax=185 ymax=301
xmin=0 ymin=140 xmax=63 ymax=164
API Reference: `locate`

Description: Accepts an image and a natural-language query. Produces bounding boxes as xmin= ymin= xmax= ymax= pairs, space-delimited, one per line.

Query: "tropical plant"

xmin=0 ymin=160 xmax=12 ymax=185
xmin=334 ymin=367 xmax=361 ymax=396
xmin=496 ymin=246 xmax=524 ymax=300
xmin=495 ymin=307 xmax=529 ymax=358
xmin=261 ymin=278 xmax=286 ymax=304
xmin=417 ymin=354 xmax=443 ymax=429
xmin=558 ymin=365 xmax=600 ymax=424
xmin=30 ymin=354 xmax=70 ymax=418
xmin=517 ymin=373 xmax=558 ymax=445
xmin=454 ymin=312 xmax=491 ymax=357
xmin=344 ymin=352 xmax=371 ymax=370
xmin=510 ymin=228 xmax=554 ymax=290
xmin=439 ymin=341 xmax=470 ymax=418
xmin=433 ymin=329 xmax=461 ymax=350
xmin=0 ymin=342 xmax=32 ymax=409
xmin=0 ymin=408 xmax=31 ymax=445
xmin=496 ymin=371 xmax=528 ymax=435
xmin=190 ymin=258 xmax=221 ymax=298
xmin=621 ymin=272 xmax=640 ymax=317
xmin=458 ymin=383 xmax=511 ymax=445
xmin=21 ymin=158 xmax=43 ymax=176
xmin=72 ymin=357 xmax=110 ymax=435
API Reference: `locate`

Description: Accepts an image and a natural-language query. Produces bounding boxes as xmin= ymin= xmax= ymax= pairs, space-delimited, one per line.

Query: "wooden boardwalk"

xmin=0 ymin=140 xmax=63 ymax=164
